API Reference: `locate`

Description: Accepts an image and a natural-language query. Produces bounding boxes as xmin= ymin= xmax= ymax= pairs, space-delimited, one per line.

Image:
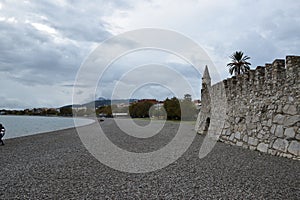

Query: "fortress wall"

xmin=196 ymin=55 xmax=300 ymax=159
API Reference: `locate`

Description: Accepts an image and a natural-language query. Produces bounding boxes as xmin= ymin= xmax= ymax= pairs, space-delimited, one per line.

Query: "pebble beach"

xmin=0 ymin=119 xmax=299 ymax=199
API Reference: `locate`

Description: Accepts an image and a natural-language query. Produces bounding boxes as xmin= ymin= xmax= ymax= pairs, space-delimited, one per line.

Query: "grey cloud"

xmin=0 ymin=0 xmax=117 ymax=88
xmin=131 ymin=84 xmax=176 ymax=100
xmin=62 ymin=83 xmax=91 ymax=88
xmin=1 ymin=0 xmax=299 ymax=109
xmin=24 ymin=0 xmax=113 ymax=42
xmin=0 ymin=96 xmax=31 ymax=110
xmin=0 ymin=0 xmax=125 ymax=108
xmin=96 ymin=62 xmax=201 ymax=100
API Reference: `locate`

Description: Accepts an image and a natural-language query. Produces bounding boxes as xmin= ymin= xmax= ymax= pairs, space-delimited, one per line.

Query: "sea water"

xmin=0 ymin=115 xmax=94 ymax=139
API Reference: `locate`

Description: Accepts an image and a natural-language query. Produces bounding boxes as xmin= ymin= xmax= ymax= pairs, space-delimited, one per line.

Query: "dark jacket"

xmin=0 ymin=124 xmax=5 ymax=137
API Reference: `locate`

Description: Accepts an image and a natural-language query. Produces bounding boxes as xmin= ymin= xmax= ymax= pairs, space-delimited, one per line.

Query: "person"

xmin=0 ymin=123 xmax=5 ymax=145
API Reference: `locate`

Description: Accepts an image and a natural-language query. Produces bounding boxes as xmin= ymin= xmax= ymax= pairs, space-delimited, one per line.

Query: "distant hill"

xmin=60 ymin=98 xmax=138 ymax=109
xmin=83 ymin=99 xmax=111 ymax=108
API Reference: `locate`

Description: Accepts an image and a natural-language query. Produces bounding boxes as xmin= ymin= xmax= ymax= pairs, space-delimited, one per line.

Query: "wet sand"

xmin=0 ymin=119 xmax=299 ymax=199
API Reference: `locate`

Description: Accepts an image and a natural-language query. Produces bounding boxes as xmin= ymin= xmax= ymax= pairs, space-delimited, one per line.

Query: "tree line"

xmin=127 ymin=95 xmax=197 ymax=121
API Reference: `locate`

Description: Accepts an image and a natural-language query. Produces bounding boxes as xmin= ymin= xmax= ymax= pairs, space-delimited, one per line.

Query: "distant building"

xmin=116 ymin=103 xmax=129 ymax=108
xmin=184 ymin=94 xmax=192 ymax=101
xmin=72 ymin=105 xmax=87 ymax=112
xmin=153 ymin=102 xmax=164 ymax=110
xmin=113 ymin=112 xmax=129 ymax=118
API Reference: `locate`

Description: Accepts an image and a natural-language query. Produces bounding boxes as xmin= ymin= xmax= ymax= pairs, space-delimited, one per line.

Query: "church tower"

xmin=195 ymin=65 xmax=212 ymax=133
xmin=202 ymin=65 xmax=211 ymax=87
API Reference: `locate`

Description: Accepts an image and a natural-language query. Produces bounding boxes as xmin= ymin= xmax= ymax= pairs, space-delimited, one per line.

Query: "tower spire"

xmin=202 ymin=65 xmax=211 ymax=86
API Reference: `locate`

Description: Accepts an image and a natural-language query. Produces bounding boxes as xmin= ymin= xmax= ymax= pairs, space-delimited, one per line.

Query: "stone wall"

xmin=196 ymin=56 xmax=300 ymax=160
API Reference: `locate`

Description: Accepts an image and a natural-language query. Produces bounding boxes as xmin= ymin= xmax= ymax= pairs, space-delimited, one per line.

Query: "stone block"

xmin=273 ymin=114 xmax=285 ymax=124
xmin=284 ymin=127 xmax=295 ymax=138
xmin=272 ymin=138 xmax=289 ymax=152
xmin=284 ymin=115 xmax=300 ymax=126
xmin=268 ymin=149 xmax=277 ymax=155
xmin=257 ymin=123 xmax=262 ymax=131
xmin=224 ymin=121 xmax=230 ymax=129
xmin=224 ymin=140 xmax=231 ymax=144
xmin=267 ymin=119 xmax=272 ymax=127
xmin=235 ymin=117 xmax=241 ymax=124
xmin=282 ymin=153 xmax=293 ymax=159
xmin=235 ymin=132 xmax=241 ymax=140
xmin=268 ymin=104 xmax=275 ymax=110
xmin=248 ymin=137 xmax=258 ymax=146
xmin=283 ymin=105 xmax=297 ymax=115
xmin=277 ymin=105 xmax=283 ymax=113
xmin=275 ymin=125 xmax=284 ymax=137
xmin=267 ymin=110 xmax=274 ymax=119
xmin=229 ymin=133 xmax=235 ymax=141
xmin=247 ymin=123 xmax=256 ymax=130
xmin=243 ymin=135 xmax=248 ymax=143
xmin=259 ymin=130 xmax=266 ymax=135
xmin=270 ymin=124 xmax=276 ymax=134
xmin=257 ymin=143 xmax=268 ymax=153
xmin=296 ymin=134 xmax=300 ymax=141
xmin=287 ymin=141 xmax=300 ymax=156
xmin=238 ymin=124 xmax=246 ymax=132
xmin=263 ymin=126 xmax=269 ymax=131
xmin=236 ymin=141 xmax=243 ymax=146
xmin=249 ymin=146 xmax=256 ymax=150
xmin=283 ymin=105 xmax=289 ymax=113
xmin=225 ymin=129 xmax=231 ymax=136
xmin=233 ymin=125 xmax=239 ymax=132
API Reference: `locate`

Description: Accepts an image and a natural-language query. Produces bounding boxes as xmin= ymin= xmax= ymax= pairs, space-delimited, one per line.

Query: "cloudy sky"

xmin=0 ymin=0 xmax=299 ymax=109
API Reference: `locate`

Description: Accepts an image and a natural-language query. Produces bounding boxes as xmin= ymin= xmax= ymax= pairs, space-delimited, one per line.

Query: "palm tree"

xmin=227 ymin=51 xmax=251 ymax=75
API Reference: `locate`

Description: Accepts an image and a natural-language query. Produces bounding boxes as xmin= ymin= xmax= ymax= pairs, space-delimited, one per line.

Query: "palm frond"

xmin=227 ymin=63 xmax=235 ymax=67
xmin=244 ymin=61 xmax=251 ymax=65
xmin=226 ymin=51 xmax=251 ymax=76
xmin=229 ymin=67 xmax=234 ymax=75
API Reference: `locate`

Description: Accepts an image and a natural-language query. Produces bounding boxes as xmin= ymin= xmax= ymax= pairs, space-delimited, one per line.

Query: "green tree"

xmin=164 ymin=97 xmax=181 ymax=120
xmin=96 ymin=105 xmax=113 ymax=117
xmin=129 ymin=101 xmax=154 ymax=118
xmin=59 ymin=107 xmax=72 ymax=116
xmin=46 ymin=109 xmax=58 ymax=116
xmin=227 ymin=51 xmax=251 ymax=75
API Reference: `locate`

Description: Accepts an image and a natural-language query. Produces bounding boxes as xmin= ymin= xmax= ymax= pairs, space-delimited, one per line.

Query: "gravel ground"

xmin=0 ymin=118 xmax=299 ymax=199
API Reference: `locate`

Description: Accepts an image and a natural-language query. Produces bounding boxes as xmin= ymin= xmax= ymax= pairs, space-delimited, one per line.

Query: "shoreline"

xmin=0 ymin=115 xmax=95 ymax=140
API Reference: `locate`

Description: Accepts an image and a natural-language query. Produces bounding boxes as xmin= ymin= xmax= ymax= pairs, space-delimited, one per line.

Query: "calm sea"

xmin=0 ymin=115 xmax=94 ymax=139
